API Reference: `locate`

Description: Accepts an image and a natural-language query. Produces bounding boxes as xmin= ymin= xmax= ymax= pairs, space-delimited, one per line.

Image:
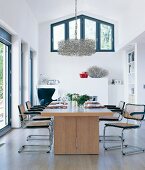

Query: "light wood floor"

xmin=0 ymin=121 xmax=145 ymax=170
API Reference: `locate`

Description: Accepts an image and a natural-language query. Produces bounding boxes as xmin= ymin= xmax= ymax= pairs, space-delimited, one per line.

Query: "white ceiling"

xmin=26 ymin=0 xmax=132 ymax=23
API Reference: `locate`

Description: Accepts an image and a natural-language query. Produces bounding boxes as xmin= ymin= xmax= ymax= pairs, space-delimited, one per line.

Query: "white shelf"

xmin=128 ymin=72 xmax=135 ymax=74
xmin=128 ymin=61 xmax=135 ymax=64
xmin=127 ymin=49 xmax=136 ymax=103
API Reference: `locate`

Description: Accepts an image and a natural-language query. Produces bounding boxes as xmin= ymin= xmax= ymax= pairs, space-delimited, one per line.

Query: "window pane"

xmin=53 ymin=24 xmax=65 ymax=50
xmin=100 ymin=23 xmax=113 ymax=50
xmin=69 ymin=19 xmax=80 ymax=39
xmin=85 ymin=19 xmax=96 ymax=41
xmin=0 ymin=42 xmax=8 ymax=129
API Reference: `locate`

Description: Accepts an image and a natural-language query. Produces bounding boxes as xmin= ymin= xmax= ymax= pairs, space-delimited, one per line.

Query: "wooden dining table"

xmin=41 ymin=105 xmax=113 ymax=155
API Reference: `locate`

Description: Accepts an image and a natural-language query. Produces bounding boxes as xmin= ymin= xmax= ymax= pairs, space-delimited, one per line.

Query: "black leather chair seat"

xmin=32 ymin=115 xmax=51 ymax=121
xmin=24 ymin=111 xmax=41 ymax=115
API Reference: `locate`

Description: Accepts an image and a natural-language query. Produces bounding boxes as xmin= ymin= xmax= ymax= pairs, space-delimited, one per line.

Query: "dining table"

xmin=41 ymin=103 xmax=113 ymax=155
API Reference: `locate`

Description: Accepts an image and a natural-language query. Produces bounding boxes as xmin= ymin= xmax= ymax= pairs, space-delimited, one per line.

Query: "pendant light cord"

xmin=75 ymin=0 xmax=78 ymax=40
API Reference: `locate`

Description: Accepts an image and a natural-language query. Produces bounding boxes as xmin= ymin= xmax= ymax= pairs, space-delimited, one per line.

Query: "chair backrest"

xmin=26 ymin=101 xmax=31 ymax=109
xmin=118 ymin=101 xmax=125 ymax=110
xmin=123 ymin=103 xmax=145 ymax=121
xmin=18 ymin=104 xmax=27 ymax=122
xmin=37 ymin=88 xmax=55 ymax=105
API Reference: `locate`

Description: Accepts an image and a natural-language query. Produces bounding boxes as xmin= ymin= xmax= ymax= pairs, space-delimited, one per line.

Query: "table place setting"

xmin=47 ymin=102 xmax=68 ymax=109
xmin=84 ymin=102 xmax=105 ymax=109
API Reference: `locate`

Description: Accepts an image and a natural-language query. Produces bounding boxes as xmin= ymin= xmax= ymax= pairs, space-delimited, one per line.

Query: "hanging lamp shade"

xmin=58 ymin=39 xmax=96 ymax=56
xmin=58 ymin=0 xmax=96 ymax=56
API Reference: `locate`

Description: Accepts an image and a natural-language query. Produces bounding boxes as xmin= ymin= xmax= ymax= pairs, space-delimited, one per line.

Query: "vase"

xmin=80 ymin=72 xmax=88 ymax=78
xmin=72 ymin=101 xmax=78 ymax=107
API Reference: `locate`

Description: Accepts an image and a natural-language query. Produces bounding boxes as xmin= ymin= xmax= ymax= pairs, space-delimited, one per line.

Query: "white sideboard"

xmin=59 ymin=78 xmax=108 ymax=104
xmin=108 ymin=84 xmax=124 ymax=105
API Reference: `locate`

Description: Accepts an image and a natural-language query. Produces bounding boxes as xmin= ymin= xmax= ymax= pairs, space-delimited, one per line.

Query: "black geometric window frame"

xmin=51 ymin=15 xmax=115 ymax=52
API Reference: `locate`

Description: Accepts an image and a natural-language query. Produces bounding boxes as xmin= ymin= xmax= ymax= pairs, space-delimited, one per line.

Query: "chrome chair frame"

xmin=99 ymin=101 xmax=125 ymax=142
xmin=24 ymin=102 xmax=54 ymax=141
xmin=18 ymin=104 xmax=53 ymax=153
xmin=103 ymin=103 xmax=145 ymax=155
xmin=26 ymin=118 xmax=54 ymax=145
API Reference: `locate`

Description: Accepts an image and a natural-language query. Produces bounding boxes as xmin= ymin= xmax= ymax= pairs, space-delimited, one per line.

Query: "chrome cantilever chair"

xmin=25 ymin=101 xmax=54 ymax=142
xmin=18 ymin=104 xmax=53 ymax=153
xmin=103 ymin=103 xmax=145 ymax=155
xmin=105 ymin=101 xmax=125 ymax=112
xmin=26 ymin=101 xmax=46 ymax=111
xmin=99 ymin=101 xmax=125 ymax=142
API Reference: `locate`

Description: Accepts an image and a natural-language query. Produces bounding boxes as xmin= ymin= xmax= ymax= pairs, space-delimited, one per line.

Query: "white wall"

xmin=118 ymin=0 xmax=145 ymax=49
xmin=122 ymin=42 xmax=145 ymax=105
xmin=108 ymin=85 xmax=124 ymax=105
xmin=38 ymin=16 xmax=124 ymax=103
xmin=11 ymin=36 xmax=21 ymax=127
xmin=136 ymin=43 xmax=145 ymax=104
xmin=0 ymin=0 xmax=38 ymax=50
xmin=0 ymin=0 xmax=39 ymax=127
xmin=60 ymin=78 xmax=109 ymax=104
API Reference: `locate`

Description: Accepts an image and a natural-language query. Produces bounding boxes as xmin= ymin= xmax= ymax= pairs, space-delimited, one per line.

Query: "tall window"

xmin=85 ymin=18 xmax=96 ymax=47
xmin=0 ymin=28 xmax=11 ymax=132
xmin=100 ymin=23 xmax=113 ymax=51
xmin=51 ymin=15 xmax=114 ymax=52
xmin=69 ymin=19 xmax=80 ymax=39
xmin=51 ymin=23 xmax=65 ymax=51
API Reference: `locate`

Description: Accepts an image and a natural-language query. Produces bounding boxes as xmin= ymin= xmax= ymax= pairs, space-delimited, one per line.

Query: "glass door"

xmin=0 ymin=42 xmax=11 ymax=130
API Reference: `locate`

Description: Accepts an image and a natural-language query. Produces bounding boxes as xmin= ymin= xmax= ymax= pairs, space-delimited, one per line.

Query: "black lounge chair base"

xmin=18 ymin=145 xmax=51 ymax=153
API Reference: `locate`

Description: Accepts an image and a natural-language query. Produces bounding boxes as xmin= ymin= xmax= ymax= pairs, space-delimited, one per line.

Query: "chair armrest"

xmin=104 ymin=105 xmax=116 ymax=108
xmin=109 ymin=107 xmax=120 ymax=109
xmin=32 ymin=106 xmax=45 ymax=109
xmin=130 ymin=112 xmax=145 ymax=116
xmin=28 ymin=109 xmax=43 ymax=111
xmin=24 ymin=111 xmax=41 ymax=115
xmin=110 ymin=109 xmax=122 ymax=112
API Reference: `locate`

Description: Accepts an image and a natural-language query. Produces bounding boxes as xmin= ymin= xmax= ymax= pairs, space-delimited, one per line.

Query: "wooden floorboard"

xmin=0 ymin=121 xmax=145 ymax=170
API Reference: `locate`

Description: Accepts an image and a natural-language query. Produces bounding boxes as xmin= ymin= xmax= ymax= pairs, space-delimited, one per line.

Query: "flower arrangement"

xmin=76 ymin=94 xmax=90 ymax=106
xmin=67 ymin=93 xmax=90 ymax=106
xmin=87 ymin=66 xmax=109 ymax=78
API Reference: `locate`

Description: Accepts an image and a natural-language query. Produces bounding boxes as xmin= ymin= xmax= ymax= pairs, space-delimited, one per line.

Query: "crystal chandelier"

xmin=58 ymin=0 xmax=96 ymax=56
